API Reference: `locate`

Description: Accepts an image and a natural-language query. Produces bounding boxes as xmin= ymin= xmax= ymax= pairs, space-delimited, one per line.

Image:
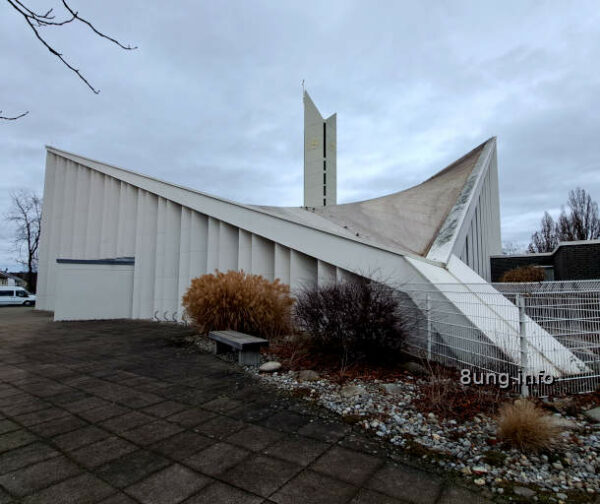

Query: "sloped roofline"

xmin=45 ymin=138 xmax=493 ymax=265
xmin=426 ymin=137 xmax=497 ymax=262
xmin=45 ymin=146 xmax=442 ymax=265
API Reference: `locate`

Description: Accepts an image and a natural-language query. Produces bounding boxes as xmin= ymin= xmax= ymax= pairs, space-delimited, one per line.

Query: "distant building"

xmin=491 ymin=240 xmax=600 ymax=282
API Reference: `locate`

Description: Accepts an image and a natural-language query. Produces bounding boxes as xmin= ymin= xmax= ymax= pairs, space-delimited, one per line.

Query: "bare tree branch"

xmin=4 ymin=0 xmax=136 ymax=114
xmin=0 ymin=109 xmax=29 ymax=120
xmin=59 ymin=0 xmax=137 ymax=50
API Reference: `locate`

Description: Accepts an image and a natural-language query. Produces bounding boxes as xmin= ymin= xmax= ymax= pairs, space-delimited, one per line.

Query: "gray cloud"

xmin=2 ymin=0 xmax=599 ymax=268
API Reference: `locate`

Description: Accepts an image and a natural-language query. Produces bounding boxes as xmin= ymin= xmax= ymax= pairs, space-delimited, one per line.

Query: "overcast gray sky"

xmin=2 ymin=0 xmax=599 ymax=270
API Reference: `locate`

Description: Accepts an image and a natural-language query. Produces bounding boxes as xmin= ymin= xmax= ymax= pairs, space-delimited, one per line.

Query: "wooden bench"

xmin=208 ymin=330 xmax=268 ymax=366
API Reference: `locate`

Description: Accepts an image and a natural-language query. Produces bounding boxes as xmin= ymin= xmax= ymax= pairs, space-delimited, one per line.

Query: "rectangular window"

xmin=323 ymin=160 xmax=326 ymax=171
xmin=323 ymin=123 xmax=326 ymax=158
xmin=323 ymin=198 xmax=327 ymax=206
xmin=323 ymin=173 xmax=326 ymax=185
xmin=323 ymin=186 xmax=326 ymax=196
xmin=0 ymin=291 xmax=14 ymax=297
xmin=16 ymin=290 xmax=28 ymax=298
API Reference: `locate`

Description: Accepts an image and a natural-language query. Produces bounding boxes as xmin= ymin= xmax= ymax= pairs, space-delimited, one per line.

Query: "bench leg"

xmin=215 ymin=341 xmax=229 ymax=355
xmin=238 ymin=351 xmax=261 ymax=366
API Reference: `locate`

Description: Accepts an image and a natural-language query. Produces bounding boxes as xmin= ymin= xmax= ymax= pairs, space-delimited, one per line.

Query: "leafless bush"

xmin=293 ymin=278 xmax=407 ymax=366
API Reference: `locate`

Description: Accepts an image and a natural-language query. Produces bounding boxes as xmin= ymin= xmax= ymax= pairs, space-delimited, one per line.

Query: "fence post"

xmin=517 ymin=294 xmax=529 ymax=397
xmin=426 ymin=293 xmax=432 ymax=361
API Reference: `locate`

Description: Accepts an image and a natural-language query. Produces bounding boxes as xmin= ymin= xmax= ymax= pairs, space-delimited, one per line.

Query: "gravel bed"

xmin=249 ymin=366 xmax=600 ymax=500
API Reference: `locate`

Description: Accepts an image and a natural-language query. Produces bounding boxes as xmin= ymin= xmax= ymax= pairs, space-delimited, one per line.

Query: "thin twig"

xmin=0 ymin=110 xmax=29 ymax=120
xmin=5 ymin=0 xmax=136 ymax=95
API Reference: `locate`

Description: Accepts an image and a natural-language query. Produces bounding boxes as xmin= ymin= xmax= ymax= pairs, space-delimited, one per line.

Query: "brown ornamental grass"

xmin=500 ymin=265 xmax=545 ymax=283
xmin=182 ymin=270 xmax=293 ymax=339
xmin=497 ymin=399 xmax=562 ymax=452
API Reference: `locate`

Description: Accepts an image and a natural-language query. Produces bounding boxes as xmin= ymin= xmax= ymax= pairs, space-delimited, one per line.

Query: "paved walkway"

xmin=0 ymin=308 xmax=490 ymax=504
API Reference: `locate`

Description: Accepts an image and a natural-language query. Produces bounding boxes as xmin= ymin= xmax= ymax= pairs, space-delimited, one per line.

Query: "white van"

xmin=0 ymin=286 xmax=36 ymax=306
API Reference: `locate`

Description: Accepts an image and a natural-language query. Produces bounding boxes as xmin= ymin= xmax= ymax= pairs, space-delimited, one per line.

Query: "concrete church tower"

xmin=304 ymin=91 xmax=336 ymax=207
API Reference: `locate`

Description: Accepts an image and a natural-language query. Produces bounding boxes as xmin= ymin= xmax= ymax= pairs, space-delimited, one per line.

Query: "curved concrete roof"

xmin=260 ymin=139 xmax=490 ymax=256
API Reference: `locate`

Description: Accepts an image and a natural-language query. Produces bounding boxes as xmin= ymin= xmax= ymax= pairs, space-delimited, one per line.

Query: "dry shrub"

xmin=497 ymin=399 xmax=561 ymax=452
xmin=182 ymin=270 xmax=293 ymax=338
xmin=414 ymin=367 xmax=503 ymax=422
xmin=293 ymin=278 xmax=406 ymax=366
xmin=500 ymin=265 xmax=545 ymax=283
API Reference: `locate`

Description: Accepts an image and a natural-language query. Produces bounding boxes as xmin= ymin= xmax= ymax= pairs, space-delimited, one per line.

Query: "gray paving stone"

xmin=349 ymin=488 xmax=406 ymax=503
xmin=226 ymin=424 xmax=285 ymax=452
xmin=0 ymin=429 xmax=38 ymax=454
xmin=52 ymin=425 xmax=111 ymax=451
xmin=96 ymin=449 xmax=170 ymax=488
xmin=312 ymin=446 xmax=383 ymax=485
xmin=221 ymin=454 xmax=302 ymax=497
xmin=297 ymin=420 xmax=350 ymax=443
xmin=259 ymin=411 xmax=311 ymax=433
xmin=1 ymin=399 xmax=48 ymax=417
xmin=193 ymin=415 xmax=245 ymax=439
xmin=437 ymin=485 xmax=492 ymax=504
xmin=166 ymin=408 xmax=216 ymax=428
xmin=28 ymin=415 xmax=89 ymax=438
xmin=270 ymin=470 xmax=358 ymax=504
xmin=100 ymin=411 xmax=155 ymax=433
xmin=0 ymin=442 xmax=60 ymax=475
xmin=98 ymin=493 xmax=138 ymax=504
xmin=13 ymin=407 xmax=71 ymax=427
xmin=150 ymin=431 xmax=214 ymax=461
xmin=185 ymin=481 xmax=263 ymax=504
xmin=78 ymin=404 xmax=129 ymax=423
xmin=0 ymin=419 xmax=20 ymax=435
xmin=0 ymin=455 xmax=81 ymax=497
xmin=125 ymin=464 xmax=210 ymax=504
xmin=366 ymin=463 xmax=443 ymax=504
xmin=185 ymin=441 xmax=250 ymax=476
xmin=201 ymin=397 xmax=243 ymax=413
xmin=120 ymin=420 xmax=183 ymax=446
xmin=70 ymin=436 xmax=137 ymax=468
xmin=263 ymin=435 xmax=330 ymax=466
xmin=142 ymin=401 xmax=187 ymax=418
xmin=21 ymin=473 xmax=115 ymax=504
xmin=61 ymin=396 xmax=112 ymax=413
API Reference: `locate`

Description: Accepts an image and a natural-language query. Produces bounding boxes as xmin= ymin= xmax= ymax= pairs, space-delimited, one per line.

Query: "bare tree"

xmin=3 ymin=0 xmax=136 ymax=120
xmin=558 ymin=187 xmax=600 ymax=241
xmin=528 ymin=212 xmax=558 ymax=253
xmin=5 ymin=191 xmax=42 ymax=291
xmin=528 ymin=188 xmax=600 ymax=253
xmin=502 ymin=241 xmax=524 ymax=255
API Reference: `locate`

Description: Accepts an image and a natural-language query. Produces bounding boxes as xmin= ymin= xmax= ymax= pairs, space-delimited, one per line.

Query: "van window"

xmin=16 ymin=290 xmax=28 ymax=298
xmin=0 ymin=291 xmax=14 ymax=297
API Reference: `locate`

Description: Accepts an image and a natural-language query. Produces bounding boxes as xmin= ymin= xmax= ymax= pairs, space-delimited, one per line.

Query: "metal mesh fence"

xmin=397 ymin=280 xmax=600 ymax=396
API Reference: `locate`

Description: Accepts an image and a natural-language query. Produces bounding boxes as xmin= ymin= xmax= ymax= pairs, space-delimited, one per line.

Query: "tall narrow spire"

xmin=304 ymin=91 xmax=336 ymax=207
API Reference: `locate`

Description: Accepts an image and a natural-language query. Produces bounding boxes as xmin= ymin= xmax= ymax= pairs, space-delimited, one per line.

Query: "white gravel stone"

xmin=259 ymin=361 xmax=282 ymax=372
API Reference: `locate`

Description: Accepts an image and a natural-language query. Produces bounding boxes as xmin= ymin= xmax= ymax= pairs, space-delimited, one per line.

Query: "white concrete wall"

xmin=39 ymin=150 xmax=417 ymax=321
xmin=54 ymin=262 xmax=134 ymax=321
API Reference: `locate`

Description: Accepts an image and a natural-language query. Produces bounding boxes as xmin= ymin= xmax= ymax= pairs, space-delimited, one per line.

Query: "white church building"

xmin=36 ymin=92 xmax=587 ymax=380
